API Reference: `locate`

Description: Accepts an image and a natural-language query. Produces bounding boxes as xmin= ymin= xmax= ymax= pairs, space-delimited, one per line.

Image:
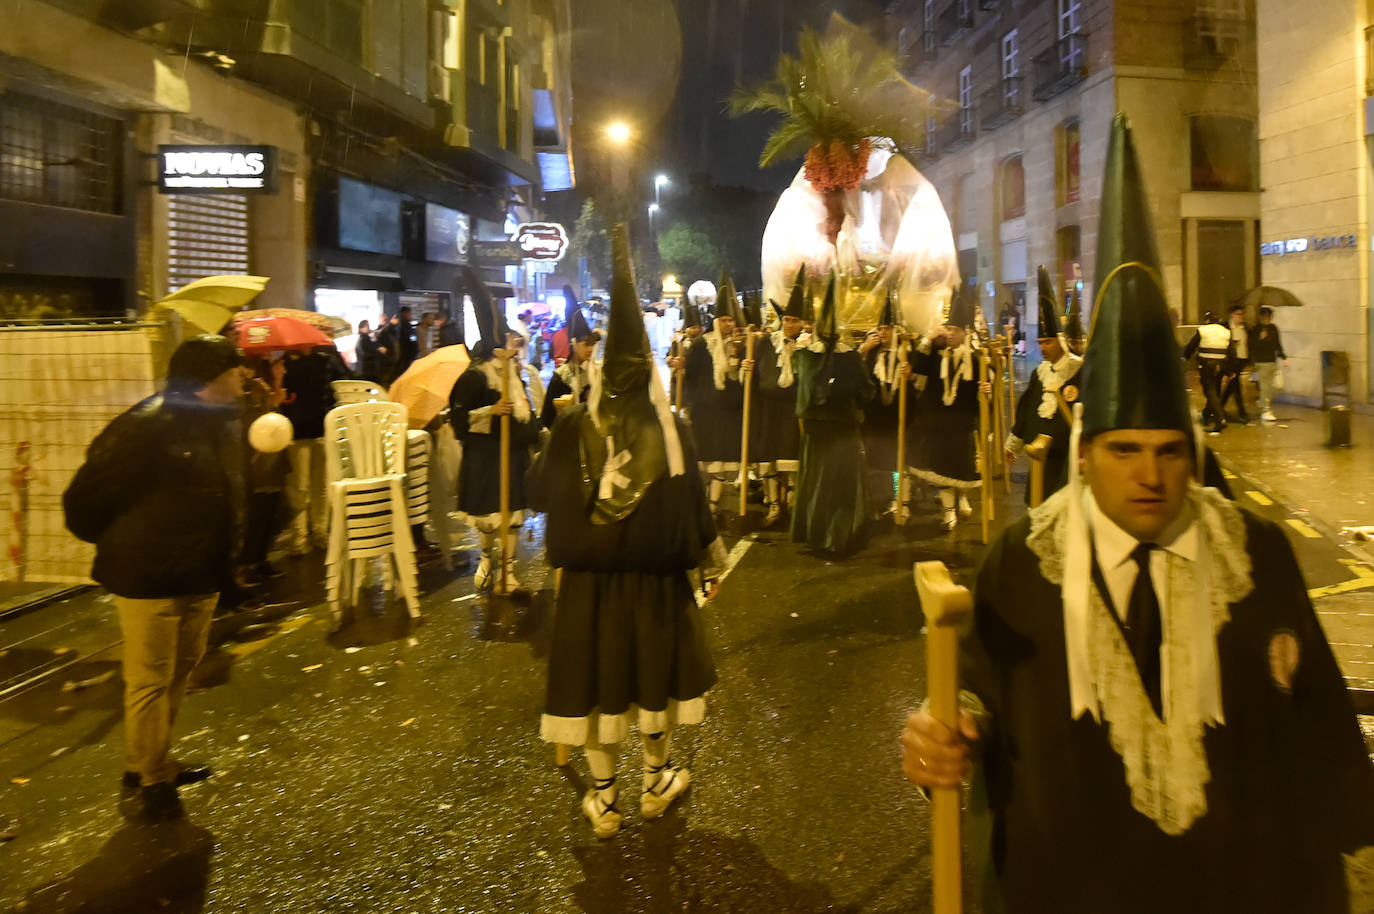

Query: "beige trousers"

xmin=116 ymin=593 xmax=217 ymax=785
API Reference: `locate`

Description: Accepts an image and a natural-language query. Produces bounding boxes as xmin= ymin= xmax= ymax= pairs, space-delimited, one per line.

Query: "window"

xmin=1196 ymin=221 xmax=1248 ymax=319
xmin=959 ymin=66 xmax=973 ymax=133
xmin=957 ymin=0 xmax=971 ymax=18
xmin=1055 ymin=118 xmax=1081 ymax=205
xmin=1190 ymin=115 xmax=1257 ymax=191
xmin=1058 ymin=0 xmax=1081 ymax=38
xmin=924 ymin=0 xmax=936 ymax=54
xmin=0 ymin=93 xmax=122 ymax=214
xmin=1000 ymin=155 xmax=1025 ymax=220
xmin=1002 ymin=29 xmax=1020 ymax=79
xmin=926 ymin=115 xmax=938 ymax=155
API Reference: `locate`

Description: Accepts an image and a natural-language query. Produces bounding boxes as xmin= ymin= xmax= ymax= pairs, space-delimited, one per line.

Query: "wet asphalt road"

xmin=2 ymin=469 xmax=1372 ymax=913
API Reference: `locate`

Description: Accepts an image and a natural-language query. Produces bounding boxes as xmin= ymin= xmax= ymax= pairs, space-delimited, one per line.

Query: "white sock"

xmin=585 ymin=736 xmax=618 ymax=806
xmin=939 ymin=488 xmax=957 ymax=510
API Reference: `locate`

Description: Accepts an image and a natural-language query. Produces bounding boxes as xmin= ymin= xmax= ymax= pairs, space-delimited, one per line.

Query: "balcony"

xmin=1182 ymin=15 xmax=1247 ymax=69
xmin=938 ymin=0 xmax=973 ymax=46
xmin=1032 ymin=33 xmax=1087 ymax=101
xmin=937 ymin=107 xmax=977 ymax=152
xmin=979 ymin=77 xmax=1023 ymax=130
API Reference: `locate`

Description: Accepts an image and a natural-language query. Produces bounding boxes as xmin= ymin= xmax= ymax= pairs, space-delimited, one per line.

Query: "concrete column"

xmin=1183 ymin=217 xmax=1199 ymax=323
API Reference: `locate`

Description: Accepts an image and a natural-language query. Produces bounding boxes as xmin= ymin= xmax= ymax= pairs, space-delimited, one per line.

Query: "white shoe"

xmin=474 ymin=555 xmax=493 ymax=590
xmin=641 ymin=764 xmax=691 ymax=819
xmin=493 ymin=564 xmax=521 ymax=595
xmin=957 ymin=495 xmax=972 ymax=518
xmin=764 ymin=504 xmax=781 ymax=527
xmin=942 ymin=509 xmax=958 ymax=531
xmin=581 ymin=789 xmax=623 ymax=839
xmin=1261 ymin=410 xmax=1277 ymax=422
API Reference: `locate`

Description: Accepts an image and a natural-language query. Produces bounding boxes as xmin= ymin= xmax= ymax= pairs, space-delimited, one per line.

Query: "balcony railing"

xmin=1182 ymin=15 xmax=1246 ymax=69
xmin=938 ymin=0 xmax=973 ymax=46
xmin=937 ymin=107 xmax=977 ymax=152
xmin=979 ymin=77 xmax=1024 ymax=130
xmin=1032 ymin=33 xmax=1087 ymax=101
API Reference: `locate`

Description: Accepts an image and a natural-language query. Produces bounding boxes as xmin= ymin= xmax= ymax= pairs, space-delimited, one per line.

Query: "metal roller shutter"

xmin=167 ymin=194 xmax=250 ymax=291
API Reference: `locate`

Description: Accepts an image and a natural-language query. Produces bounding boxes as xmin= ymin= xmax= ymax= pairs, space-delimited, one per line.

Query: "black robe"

xmin=962 ymin=511 xmax=1374 ymax=914
xmin=1009 ymin=357 xmax=1082 ymax=503
xmin=909 ymin=344 xmax=981 ymax=487
xmin=683 ymin=333 xmax=744 ymax=465
xmin=751 ymin=332 xmax=801 ymax=467
xmin=448 ymin=362 xmax=539 ymax=517
xmin=539 ymin=360 xmax=592 ymax=429
xmin=862 ymin=346 xmax=903 ymax=473
xmin=528 ymin=407 xmax=719 ymax=733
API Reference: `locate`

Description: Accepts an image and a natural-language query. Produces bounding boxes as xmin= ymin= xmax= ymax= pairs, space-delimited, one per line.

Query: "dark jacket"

xmin=63 ymin=391 xmax=246 ymax=599
xmin=1249 ymin=323 xmax=1286 ymax=363
xmin=280 ymin=349 xmax=342 ymax=440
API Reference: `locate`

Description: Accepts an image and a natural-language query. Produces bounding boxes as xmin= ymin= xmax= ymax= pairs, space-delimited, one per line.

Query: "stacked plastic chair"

xmin=330 ymin=379 xmax=388 ymax=405
xmin=323 ymin=401 xmax=421 ymax=627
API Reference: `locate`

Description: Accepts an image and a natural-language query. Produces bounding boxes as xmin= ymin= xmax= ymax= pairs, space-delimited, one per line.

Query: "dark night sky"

xmin=569 ymin=0 xmax=895 ymax=197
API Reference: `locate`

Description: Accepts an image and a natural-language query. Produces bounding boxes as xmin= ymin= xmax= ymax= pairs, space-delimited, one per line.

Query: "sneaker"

xmin=1261 ymin=410 xmax=1277 ymax=423
xmin=581 ymin=789 xmax=623 ymax=839
xmin=140 ymin=782 xmax=184 ymax=820
xmin=641 ymin=764 xmax=691 ymax=819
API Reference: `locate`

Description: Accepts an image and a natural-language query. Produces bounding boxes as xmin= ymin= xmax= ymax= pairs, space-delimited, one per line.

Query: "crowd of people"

xmin=58 ymin=114 xmax=1371 ymax=912
xmin=1184 ymin=303 xmax=1289 ymax=434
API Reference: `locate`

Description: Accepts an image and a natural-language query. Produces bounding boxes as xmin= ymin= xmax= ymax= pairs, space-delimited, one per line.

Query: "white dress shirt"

xmin=1087 ymin=493 xmax=1197 ymax=626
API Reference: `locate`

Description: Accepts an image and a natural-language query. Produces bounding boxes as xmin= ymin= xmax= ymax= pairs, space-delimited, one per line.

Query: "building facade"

xmin=890 ymin=0 xmax=1259 ymax=361
xmin=1254 ymin=0 xmax=1371 ymax=405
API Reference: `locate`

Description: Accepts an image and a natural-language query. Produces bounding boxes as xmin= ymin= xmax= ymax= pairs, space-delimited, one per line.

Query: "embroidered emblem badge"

xmin=1062 ymin=384 xmax=1079 ymax=403
xmin=1267 ymin=629 xmax=1301 ymax=692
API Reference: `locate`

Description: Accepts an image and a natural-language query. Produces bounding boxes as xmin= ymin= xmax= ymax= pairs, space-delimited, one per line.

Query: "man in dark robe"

xmin=530 ymin=225 xmax=723 ymax=839
xmin=750 ymin=267 xmax=806 ymax=527
xmin=1004 ymin=265 xmax=1083 ymax=504
xmin=667 ymin=301 xmax=704 ymax=413
xmin=901 ymin=115 xmax=1374 ymax=914
xmin=905 ymin=281 xmax=983 ymax=532
xmin=449 ymin=277 xmax=539 ymax=595
xmin=859 ymin=289 xmax=905 ymax=521
xmin=541 ymin=286 xmax=601 ymax=428
xmin=790 ymin=273 xmax=874 ymax=553
xmin=680 ymin=272 xmax=746 ymax=516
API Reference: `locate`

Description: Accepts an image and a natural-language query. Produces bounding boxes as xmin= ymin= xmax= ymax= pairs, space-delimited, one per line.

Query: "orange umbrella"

xmin=389 ymin=345 xmax=471 ymax=429
xmin=230 ymin=314 xmax=332 ymax=354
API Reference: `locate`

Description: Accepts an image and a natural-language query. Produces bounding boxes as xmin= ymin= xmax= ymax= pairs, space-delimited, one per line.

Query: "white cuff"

xmin=1005 ymin=434 xmax=1025 ymax=456
xmin=468 ymin=405 xmax=494 ymax=435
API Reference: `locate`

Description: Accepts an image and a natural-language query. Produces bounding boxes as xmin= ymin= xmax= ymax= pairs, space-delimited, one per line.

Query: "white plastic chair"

xmin=331 ymin=379 xmax=389 ymax=406
xmin=323 ymin=401 xmax=421 ymax=625
xmin=405 ymin=429 xmax=452 ymax=569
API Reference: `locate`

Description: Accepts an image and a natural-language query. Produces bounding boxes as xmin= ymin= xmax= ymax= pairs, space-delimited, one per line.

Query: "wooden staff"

xmin=1024 ymin=433 xmax=1053 ymax=508
xmin=978 ymin=350 xmax=993 ymax=545
xmin=990 ymin=343 xmax=1009 ymax=493
xmin=913 ymin=560 xmax=973 ymax=914
xmin=738 ymin=327 xmax=756 ymax=519
xmin=1004 ymin=326 xmax=1017 ymax=448
xmin=894 ymin=330 xmax=910 ymax=526
xmin=670 ymin=334 xmax=684 ymax=414
xmin=499 ymin=353 xmax=512 ymax=595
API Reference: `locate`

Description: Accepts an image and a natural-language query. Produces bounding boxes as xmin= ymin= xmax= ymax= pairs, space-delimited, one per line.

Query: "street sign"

xmin=515 ymin=222 xmax=569 ymax=262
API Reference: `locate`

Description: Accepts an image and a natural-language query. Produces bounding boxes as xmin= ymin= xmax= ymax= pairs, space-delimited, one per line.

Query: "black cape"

xmin=448 ymin=362 xmax=539 ymax=517
xmin=963 ymin=511 xmax=1374 ymax=913
xmin=790 ymin=347 xmax=874 ymax=552
xmin=909 ymin=344 xmax=981 ymax=486
xmin=750 ymin=332 xmax=801 ymax=465
xmin=1009 ymin=358 xmax=1082 ymax=503
xmin=683 ymin=334 xmax=744 ymax=463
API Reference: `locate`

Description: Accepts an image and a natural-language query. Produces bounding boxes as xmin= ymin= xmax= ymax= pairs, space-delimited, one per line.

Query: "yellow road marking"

xmin=1285 ymin=518 xmax=1321 ymax=539
xmin=1308 ymin=561 xmax=1374 ymax=599
xmin=1245 ymin=490 xmax=1273 ymax=506
xmin=1221 ymin=468 xmax=1237 ymax=479
xmin=220 ymin=615 xmax=314 ymax=661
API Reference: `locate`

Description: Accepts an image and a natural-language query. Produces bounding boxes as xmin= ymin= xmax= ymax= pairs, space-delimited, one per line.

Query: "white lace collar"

xmin=1026 ymin=483 xmax=1252 ymax=834
xmin=1034 ymin=353 xmax=1082 ymax=419
xmin=478 ymin=358 xmax=531 ymax=422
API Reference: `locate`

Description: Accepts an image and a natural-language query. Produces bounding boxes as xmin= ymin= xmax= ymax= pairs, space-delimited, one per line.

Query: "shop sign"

xmin=1260 ymin=233 xmax=1358 ymax=257
xmin=515 ymin=222 xmax=569 ymax=262
xmin=472 ymin=239 xmax=524 ymax=268
xmin=158 ymin=145 xmax=277 ymax=194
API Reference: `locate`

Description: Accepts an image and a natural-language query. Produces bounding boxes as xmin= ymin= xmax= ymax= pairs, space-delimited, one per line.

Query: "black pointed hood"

xmin=682 ymin=300 xmax=702 ymax=329
xmin=463 ymin=266 xmax=507 ymax=360
xmin=1080 ymin=114 xmax=1192 ymax=440
xmin=1036 ymin=265 xmax=1064 ymax=339
xmin=716 ymin=270 xmax=744 ymax=328
xmin=771 ymin=265 xmax=808 ymax=322
xmin=601 ymin=224 xmax=653 ymax=396
xmin=878 ymin=286 xmax=898 ymax=328
xmin=946 ymin=279 xmax=978 ymax=329
xmin=743 ymin=290 xmax=764 ymax=328
xmin=564 ymin=284 xmax=594 ymax=342
xmin=815 ymin=272 xmax=840 ymax=349
xmin=1064 ymin=289 xmax=1086 ymax=341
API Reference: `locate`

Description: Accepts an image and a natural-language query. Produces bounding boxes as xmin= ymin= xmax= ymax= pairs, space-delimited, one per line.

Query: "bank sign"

xmin=1260 ymin=233 xmax=1358 ymax=257
xmin=158 ymin=145 xmax=277 ymax=194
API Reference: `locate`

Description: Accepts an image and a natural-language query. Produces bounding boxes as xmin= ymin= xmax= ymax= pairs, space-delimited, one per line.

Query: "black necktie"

xmin=1126 ymin=543 xmax=1164 ymax=717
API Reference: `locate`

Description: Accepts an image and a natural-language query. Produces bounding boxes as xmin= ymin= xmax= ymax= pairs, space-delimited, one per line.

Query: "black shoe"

xmin=122 ymin=765 xmax=213 ymax=791
xmin=140 ymin=782 xmax=184 ymax=820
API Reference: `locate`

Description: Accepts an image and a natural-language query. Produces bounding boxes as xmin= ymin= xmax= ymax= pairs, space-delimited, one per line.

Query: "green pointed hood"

xmin=682 ymin=300 xmax=702 ymax=329
xmin=743 ymin=290 xmax=764 ymax=327
xmin=878 ymin=285 xmax=898 ymax=328
xmin=1081 ymin=114 xmax=1192 ymax=440
xmin=1036 ymin=265 xmax=1064 ymax=339
xmin=946 ymin=279 xmax=978 ymax=329
xmin=462 ymin=265 xmax=508 ymax=360
xmin=815 ymin=272 xmax=840 ymax=349
xmin=601 ymin=223 xmax=653 ymax=396
xmin=564 ymin=284 xmax=594 ymax=342
xmin=716 ymin=270 xmax=745 ymax=328
xmin=1064 ymin=289 xmax=1086 ymax=341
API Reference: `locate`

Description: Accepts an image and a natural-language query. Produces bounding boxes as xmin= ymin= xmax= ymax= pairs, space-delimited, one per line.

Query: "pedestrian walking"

xmin=1219 ymin=304 xmax=1252 ymax=423
xmin=435 ymin=311 xmax=461 ymax=349
xmin=1004 ymin=266 xmax=1083 ymax=503
xmin=415 ymin=312 xmax=436 ymax=360
xmin=354 ymin=320 xmax=385 ymax=382
xmin=1251 ymin=305 xmax=1287 ymax=422
xmin=530 ymin=225 xmax=723 ymax=839
xmin=63 ymin=335 xmax=247 ymax=819
xmin=681 ymin=272 xmax=747 ymax=517
xmin=789 ymin=273 xmax=875 ymax=553
xmin=279 ymin=346 xmax=341 ymax=554
xmin=1183 ymin=311 xmax=1231 ymax=434
xmin=899 ymin=115 xmax=1374 ymax=914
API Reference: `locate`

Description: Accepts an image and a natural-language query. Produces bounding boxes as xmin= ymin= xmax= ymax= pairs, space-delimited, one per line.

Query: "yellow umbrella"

xmin=389 ymin=345 xmax=471 ymax=429
xmin=153 ymin=274 xmax=271 ymax=335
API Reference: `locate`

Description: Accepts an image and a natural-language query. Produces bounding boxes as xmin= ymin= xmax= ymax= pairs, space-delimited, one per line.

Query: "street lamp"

xmin=648 ymin=202 xmax=660 ymax=226
xmin=605 ymin=121 xmax=633 ymax=146
xmin=654 ymin=174 xmax=669 ymax=206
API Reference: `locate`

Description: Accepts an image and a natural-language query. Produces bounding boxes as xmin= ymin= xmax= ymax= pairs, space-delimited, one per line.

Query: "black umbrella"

xmin=1234 ymin=285 xmax=1303 ymax=310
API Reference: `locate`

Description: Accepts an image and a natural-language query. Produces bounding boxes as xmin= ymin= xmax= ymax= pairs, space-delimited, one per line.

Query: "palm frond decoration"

xmin=729 ymin=15 xmax=941 ymax=190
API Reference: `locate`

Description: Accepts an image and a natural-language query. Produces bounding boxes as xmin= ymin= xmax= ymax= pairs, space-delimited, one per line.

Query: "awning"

xmin=486 ymin=282 xmax=517 ymax=299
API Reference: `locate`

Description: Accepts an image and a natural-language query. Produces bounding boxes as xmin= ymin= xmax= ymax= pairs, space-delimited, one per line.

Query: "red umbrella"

xmin=231 ymin=314 xmax=332 ymax=354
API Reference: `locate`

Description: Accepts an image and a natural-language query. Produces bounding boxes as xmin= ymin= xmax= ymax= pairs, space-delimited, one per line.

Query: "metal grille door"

xmin=167 ymin=194 xmax=250 ymax=291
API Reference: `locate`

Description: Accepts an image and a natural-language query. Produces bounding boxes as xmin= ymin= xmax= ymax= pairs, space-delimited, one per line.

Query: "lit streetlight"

xmin=654 ymin=174 xmax=670 ymax=207
xmin=604 ymin=121 xmax=633 ymax=146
